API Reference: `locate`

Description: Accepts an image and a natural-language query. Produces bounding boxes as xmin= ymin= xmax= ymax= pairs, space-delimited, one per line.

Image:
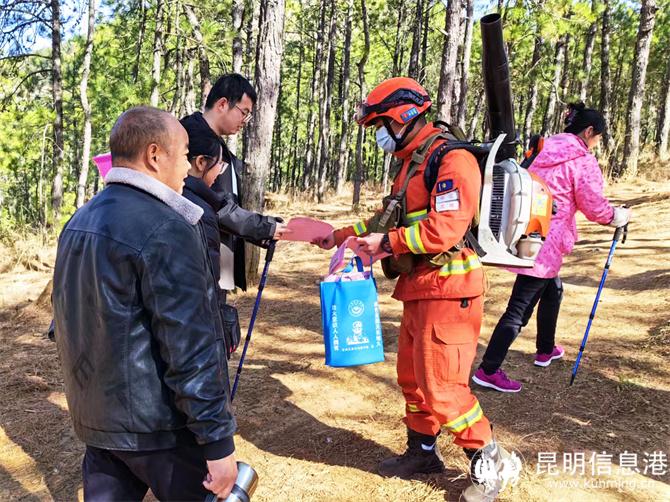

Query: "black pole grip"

xmin=265 ymin=240 xmax=276 ymax=262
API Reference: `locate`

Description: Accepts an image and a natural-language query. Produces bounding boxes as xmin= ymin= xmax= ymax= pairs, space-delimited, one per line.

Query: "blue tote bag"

xmin=320 ymin=256 xmax=384 ymax=367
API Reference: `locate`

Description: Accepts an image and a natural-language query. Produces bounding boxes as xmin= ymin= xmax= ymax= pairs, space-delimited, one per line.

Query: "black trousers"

xmin=480 ymin=274 xmax=563 ymax=374
xmin=82 ymin=443 xmax=210 ymax=502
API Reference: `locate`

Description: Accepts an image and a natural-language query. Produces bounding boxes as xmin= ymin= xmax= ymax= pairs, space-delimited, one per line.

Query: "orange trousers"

xmin=397 ymin=296 xmax=492 ymax=449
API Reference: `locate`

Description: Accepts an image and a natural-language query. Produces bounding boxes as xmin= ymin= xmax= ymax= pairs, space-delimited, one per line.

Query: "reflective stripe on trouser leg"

xmin=399 ymin=297 xmax=492 ymax=449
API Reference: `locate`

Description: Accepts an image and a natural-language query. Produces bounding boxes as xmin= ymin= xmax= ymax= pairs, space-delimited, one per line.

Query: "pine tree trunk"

xmin=184 ymin=50 xmax=196 ymax=114
xmin=541 ymin=36 xmax=566 ymax=135
xmin=335 ymin=0 xmax=353 ymax=194
xmin=352 ymin=0 xmax=369 ymax=209
xmin=132 ymin=0 xmax=146 ymax=83
xmin=468 ymin=89 xmax=484 ymax=138
xmin=150 ymin=0 xmax=164 ymax=107
xmin=523 ymin=33 xmax=543 ymax=147
xmin=244 ymin=0 xmax=260 ymax=77
xmin=599 ymin=0 xmax=612 ymax=155
xmin=391 ymin=0 xmax=405 ymax=76
xmin=407 ymin=0 xmax=422 ymax=79
xmin=232 ymin=0 xmax=245 ymax=73
xmin=317 ymin=0 xmax=337 ymax=202
xmin=289 ymin=10 xmax=303 ymax=194
xmin=183 ymin=4 xmax=211 ymax=107
xmin=579 ymin=0 xmax=597 ymax=102
xmin=170 ymin=28 xmax=184 ymax=115
xmin=303 ymin=0 xmax=326 ymax=192
xmin=656 ymin=56 xmax=670 ymax=161
xmin=457 ymin=0 xmax=473 ymax=130
xmin=381 ymin=153 xmax=392 ymax=193
xmin=554 ymin=33 xmax=570 ymax=132
xmin=436 ymin=0 xmax=460 ymax=123
xmin=618 ymin=0 xmax=656 ymax=178
xmin=50 ymin=0 xmax=64 ymax=223
xmin=243 ymin=0 xmax=285 ymax=284
xmin=76 ymin=0 xmax=95 ymax=209
xmin=419 ymin=0 xmax=429 ymax=83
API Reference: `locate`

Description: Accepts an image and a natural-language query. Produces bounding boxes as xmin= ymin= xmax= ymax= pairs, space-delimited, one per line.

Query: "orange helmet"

xmin=355 ymin=77 xmax=432 ymax=127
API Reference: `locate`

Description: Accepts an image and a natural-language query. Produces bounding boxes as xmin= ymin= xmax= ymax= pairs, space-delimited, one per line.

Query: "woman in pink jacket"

xmin=472 ymin=103 xmax=631 ymax=393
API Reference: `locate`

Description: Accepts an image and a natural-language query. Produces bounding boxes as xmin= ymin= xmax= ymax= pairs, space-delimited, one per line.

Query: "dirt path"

xmin=0 ymin=182 xmax=668 ymax=501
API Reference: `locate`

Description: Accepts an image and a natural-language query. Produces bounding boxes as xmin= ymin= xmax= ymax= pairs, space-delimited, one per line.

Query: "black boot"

xmin=378 ymin=429 xmax=445 ymax=478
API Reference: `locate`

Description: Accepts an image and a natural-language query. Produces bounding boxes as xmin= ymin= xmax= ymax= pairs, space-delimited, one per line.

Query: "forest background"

xmin=1 ymin=0 xmax=669 ymax=278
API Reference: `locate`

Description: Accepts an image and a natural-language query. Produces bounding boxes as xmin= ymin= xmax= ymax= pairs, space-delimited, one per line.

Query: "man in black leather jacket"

xmin=52 ymin=106 xmax=238 ymax=501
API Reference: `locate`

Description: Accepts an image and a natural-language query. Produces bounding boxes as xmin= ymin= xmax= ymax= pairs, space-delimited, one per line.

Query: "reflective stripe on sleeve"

xmin=404 ymin=223 xmax=427 ymax=254
xmin=438 ymin=254 xmax=482 ymax=276
xmin=406 ymin=209 xmax=429 ymax=225
xmin=353 ymin=220 xmax=368 ymax=236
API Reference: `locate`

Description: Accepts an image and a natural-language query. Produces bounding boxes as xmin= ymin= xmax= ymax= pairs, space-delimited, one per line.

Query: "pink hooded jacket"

xmin=513 ymin=133 xmax=614 ymax=279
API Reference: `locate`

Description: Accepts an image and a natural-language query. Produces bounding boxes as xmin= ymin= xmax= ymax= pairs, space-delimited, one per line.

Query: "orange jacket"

xmin=334 ymin=123 xmax=485 ymax=302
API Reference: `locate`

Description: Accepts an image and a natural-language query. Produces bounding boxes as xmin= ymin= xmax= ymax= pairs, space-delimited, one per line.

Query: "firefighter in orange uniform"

xmin=316 ymin=77 xmax=510 ymax=500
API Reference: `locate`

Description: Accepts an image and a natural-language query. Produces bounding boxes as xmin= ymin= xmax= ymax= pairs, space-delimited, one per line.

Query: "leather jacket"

xmin=52 ymin=168 xmax=235 ymax=459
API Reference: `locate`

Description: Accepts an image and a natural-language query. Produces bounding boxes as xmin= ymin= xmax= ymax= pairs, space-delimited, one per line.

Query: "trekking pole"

xmin=570 ymin=223 xmax=628 ymax=386
xmin=231 ymin=240 xmax=276 ymax=401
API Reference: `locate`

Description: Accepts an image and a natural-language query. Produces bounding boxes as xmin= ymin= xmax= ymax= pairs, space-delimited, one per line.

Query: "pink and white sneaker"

xmin=472 ymin=368 xmax=522 ymax=393
xmin=534 ymin=345 xmax=565 ymax=367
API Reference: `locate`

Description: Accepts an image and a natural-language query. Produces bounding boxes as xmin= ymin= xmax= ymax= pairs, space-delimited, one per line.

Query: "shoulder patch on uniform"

xmin=435 ymin=189 xmax=460 ymax=212
xmin=436 ymin=179 xmax=453 ymax=193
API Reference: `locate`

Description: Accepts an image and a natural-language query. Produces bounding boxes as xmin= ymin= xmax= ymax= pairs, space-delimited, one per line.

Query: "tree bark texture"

xmin=50 ymin=0 xmax=64 ymax=222
xmin=523 ymin=32 xmax=543 ymax=147
xmin=317 ymin=0 xmax=337 ymax=202
xmin=407 ymin=0 xmax=423 ymax=80
xmin=183 ymin=4 xmax=211 ymax=108
xmin=242 ymin=0 xmax=285 ymax=283
xmin=579 ymin=0 xmax=598 ymax=102
xmin=232 ymin=0 xmax=245 ymax=73
xmin=76 ymin=0 xmax=96 ymax=209
xmin=353 ymin=0 xmax=369 ymax=209
xmin=150 ymin=0 xmax=164 ymax=107
xmin=336 ymin=0 xmax=353 ymax=194
xmin=618 ymin=0 xmax=656 ymax=178
xmin=599 ymin=0 xmax=612 ymax=155
xmin=457 ymin=0 xmax=473 ymax=130
xmin=436 ymin=0 xmax=460 ymax=123
xmin=541 ymin=35 xmax=566 ymax=135
xmin=656 ymin=55 xmax=670 ymax=160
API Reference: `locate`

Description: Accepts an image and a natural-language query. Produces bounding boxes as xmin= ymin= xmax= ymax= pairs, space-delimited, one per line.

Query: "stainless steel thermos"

xmin=204 ymin=462 xmax=258 ymax=502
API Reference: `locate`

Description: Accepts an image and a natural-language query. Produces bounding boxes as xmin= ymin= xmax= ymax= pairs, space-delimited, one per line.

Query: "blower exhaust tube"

xmin=480 ymin=13 xmax=517 ymax=161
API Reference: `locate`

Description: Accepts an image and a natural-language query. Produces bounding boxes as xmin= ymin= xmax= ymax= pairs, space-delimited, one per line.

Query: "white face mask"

xmin=376 ymin=126 xmax=398 ymax=153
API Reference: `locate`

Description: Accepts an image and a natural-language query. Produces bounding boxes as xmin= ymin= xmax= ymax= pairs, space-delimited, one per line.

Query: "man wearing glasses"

xmin=181 ymin=74 xmax=287 ymax=302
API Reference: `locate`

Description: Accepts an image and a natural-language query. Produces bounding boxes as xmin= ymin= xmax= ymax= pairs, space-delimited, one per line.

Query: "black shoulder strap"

xmin=423 ymin=141 xmax=492 ymax=193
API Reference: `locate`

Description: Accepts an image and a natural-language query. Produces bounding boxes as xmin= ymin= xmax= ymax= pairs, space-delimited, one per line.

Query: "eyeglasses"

xmin=235 ymin=105 xmax=253 ymax=124
xmin=188 ymin=153 xmax=226 ymax=174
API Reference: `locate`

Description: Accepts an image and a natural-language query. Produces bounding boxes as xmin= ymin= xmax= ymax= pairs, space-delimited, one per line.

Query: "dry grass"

xmin=0 ymin=182 xmax=669 ymax=501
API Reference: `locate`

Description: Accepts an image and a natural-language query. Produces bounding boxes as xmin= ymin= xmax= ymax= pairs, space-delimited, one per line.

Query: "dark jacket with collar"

xmin=182 ymin=175 xmax=223 ymax=281
xmin=180 ymin=112 xmax=277 ymax=291
xmin=52 ymin=168 xmax=235 ymax=459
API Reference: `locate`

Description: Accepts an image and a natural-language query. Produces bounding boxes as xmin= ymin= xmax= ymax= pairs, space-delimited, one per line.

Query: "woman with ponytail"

xmin=472 ymin=103 xmax=631 ymax=393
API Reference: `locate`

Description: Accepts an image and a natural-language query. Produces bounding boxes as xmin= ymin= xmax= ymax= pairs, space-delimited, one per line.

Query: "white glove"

xmin=609 ymin=206 xmax=631 ymax=227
